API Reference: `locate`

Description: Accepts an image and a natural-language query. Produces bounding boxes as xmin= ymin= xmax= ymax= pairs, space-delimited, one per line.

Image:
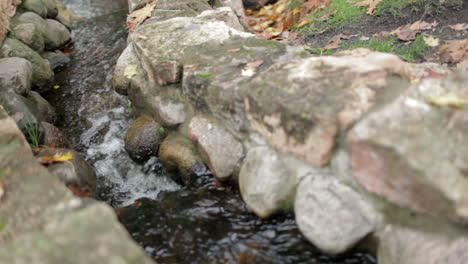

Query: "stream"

xmin=46 ymin=1 xmax=377 ymax=263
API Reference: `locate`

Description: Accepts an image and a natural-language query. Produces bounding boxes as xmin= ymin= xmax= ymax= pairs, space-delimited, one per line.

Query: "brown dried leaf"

xmin=127 ymin=1 xmax=157 ymax=31
xmin=448 ymin=23 xmax=468 ymax=32
xmin=436 ymin=39 xmax=468 ymax=64
xmin=353 ymin=0 xmax=383 ymax=15
xmin=241 ymin=60 xmax=264 ymax=77
xmin=390 ymin=20 xmax=438 ymax=41
xmin=67 ymin=184 xmax=92 ymax=198
xmin=0 ymin=180 xmax=5 ymax=200
xmin=317 ymin=9 xmax=337 ymax=21
xmin=324 ymin=33 xmax=357 ymax=50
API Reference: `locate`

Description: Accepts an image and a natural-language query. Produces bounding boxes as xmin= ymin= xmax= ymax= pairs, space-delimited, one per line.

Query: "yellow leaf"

xmin=124 ymin=64 xmax=138 ymax=79
xmin=53 ymin=85 xmax=60 ymax=89
xmin=422 ymin=34 xmax=440 ymax=47
xmin=428 ymin=92 xmax=468 ymax=109
xmin=296 ymin=19 xmax=314 ymax=28
xmin=54 ymin=152 xmax=74 ymax=162
xmin=276 ymin=3 xmax=287 ymax=13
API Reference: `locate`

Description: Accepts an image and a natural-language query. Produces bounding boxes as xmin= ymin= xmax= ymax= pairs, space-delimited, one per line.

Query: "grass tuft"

xmin=24 ymin=121 xmax=42 ymax=148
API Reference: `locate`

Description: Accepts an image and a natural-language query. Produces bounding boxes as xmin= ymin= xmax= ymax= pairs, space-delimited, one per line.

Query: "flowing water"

xmin=47 ymin=1 xmax=377 ymax=263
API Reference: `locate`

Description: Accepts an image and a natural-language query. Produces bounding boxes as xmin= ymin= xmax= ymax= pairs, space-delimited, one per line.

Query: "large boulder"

xmin=239 ymin=145 xmax=315 ymax=218
xmin=41 ymin=0 xmax=58 ymax=18
xmin=347 ymin=71 xmax=468 ymax=224
xmin=125 ymin=114 xmax=164 ymax=163
xmin=44 ymin=18 xmax=70 ymax=50
xmin=197 ymin=7 xmax=246 ymax=31
xmin=159 ymin=132 xmax=204 ymax=185
xmin=12 ymin=12 xmax=70 ymax=51
xmin=130 ymin=16 xmax=252 ymax=86
xmin=0 ymin=57 xmax=32 ymax=95
xmin=12 ymin=23 xmax=45 ymax=52
xmin=244 ymin=49 xmax=413 ymax=168
xmin=295 ymin=173 xmax=380 ymax=254
xmin=0 ymin=38 xmax=53 ymax=89
xmin=378 ymin=225 xmax=468 ymax=264
xmin=20 ymin=0 xmax=48 ymax=17
xmin=188 ymin=115 xmax=243 ymax=180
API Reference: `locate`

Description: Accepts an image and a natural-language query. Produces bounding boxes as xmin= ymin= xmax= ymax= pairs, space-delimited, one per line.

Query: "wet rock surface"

xmin=125 ymin=114 xmax=164 ymax=163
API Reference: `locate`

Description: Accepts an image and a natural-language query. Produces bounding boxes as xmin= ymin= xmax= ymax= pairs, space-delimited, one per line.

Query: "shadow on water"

xmin=46 ymin=1 xmax=377 ymax=263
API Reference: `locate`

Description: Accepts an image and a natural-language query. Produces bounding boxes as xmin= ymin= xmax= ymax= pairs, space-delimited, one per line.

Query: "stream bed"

xmin=46 ymin=1 xmax=377 ymax=263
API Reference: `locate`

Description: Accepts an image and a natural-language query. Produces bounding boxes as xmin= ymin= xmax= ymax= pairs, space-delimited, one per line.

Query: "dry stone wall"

xmin=116 ymin=0 xmax=468 ymax=261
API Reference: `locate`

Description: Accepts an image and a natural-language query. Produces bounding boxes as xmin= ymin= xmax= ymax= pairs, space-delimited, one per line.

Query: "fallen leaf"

xmin=390 ymin=20 xmax=438 ymax=41
xmin=429 ymin=92 xmax=468 ymax=109
xmin=324 ymin=33 xmax=357 ymax=49
xmin=422 ymin=34 xmax=440 ymax=47
xmin=53 ymin=85 xmax=60 ymax=89
xmin=436 ymin=39 xmax=468 ymax=64
xmin=38 ymin=151 xmax=74 ymax=165
xmin=448 ymin=23 xmax=468 ymax=32
xmin=0 ymin=180 xmax=5 ymax=200
xmin=127 ymin=0 xmax=157 ymax=31
xmin=241 ymin=60 xmax=264 ymax=77
xmin=124 ymin=64 xmax=139 ymax=79
xmin=353 ymin=0 xmax=383 ymax=15
xmin=67 ymin=184 xmax=92 ymax=198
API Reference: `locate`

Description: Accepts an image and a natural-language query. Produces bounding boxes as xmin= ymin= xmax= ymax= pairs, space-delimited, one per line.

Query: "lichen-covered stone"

xmin=197 ymin=7 xmax=245 ymax=31
xmin=347 ymin=71 xmax=468 ymax=223
xmin=244 ymin=49 xmax=412 ymax=167
xmin=20 ymin=0 xmax=48 ymax=17
xmin=131 ymin=16 xmax=252 ymax=86
xmin=12 ymin=23 xmax=45 ymax=52
xmin=0 ymin=57 xmax=32 ymax=95
xmin=0 ymin=38 xmax=53 ymax=89
xmin=188 ymin=115 xmax=243 ymax=180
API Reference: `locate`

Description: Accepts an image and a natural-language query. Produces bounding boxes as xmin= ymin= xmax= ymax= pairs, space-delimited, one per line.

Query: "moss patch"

xmin=298 ymin=0 xmax=366 ymax=36
xmin=343 ymin=35 xmax=430 ymax=62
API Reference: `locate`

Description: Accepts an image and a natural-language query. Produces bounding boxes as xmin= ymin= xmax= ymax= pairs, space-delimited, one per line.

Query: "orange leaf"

xmin=353 ymin=0 xmax=383 ymax=15
xmin=67 ymin=184 xmax=92 ymax=198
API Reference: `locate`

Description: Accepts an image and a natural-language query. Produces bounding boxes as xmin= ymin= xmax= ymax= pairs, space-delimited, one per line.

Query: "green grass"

xmin=298 ymin=0 xmax=366 ymax=36
xmin=24 ymin=121 xmax=41 ymax=148
xmin=343 ymin=35 xmax=430 ymax=62
xmin=198 ymin=73 xmax=213 ymax=79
